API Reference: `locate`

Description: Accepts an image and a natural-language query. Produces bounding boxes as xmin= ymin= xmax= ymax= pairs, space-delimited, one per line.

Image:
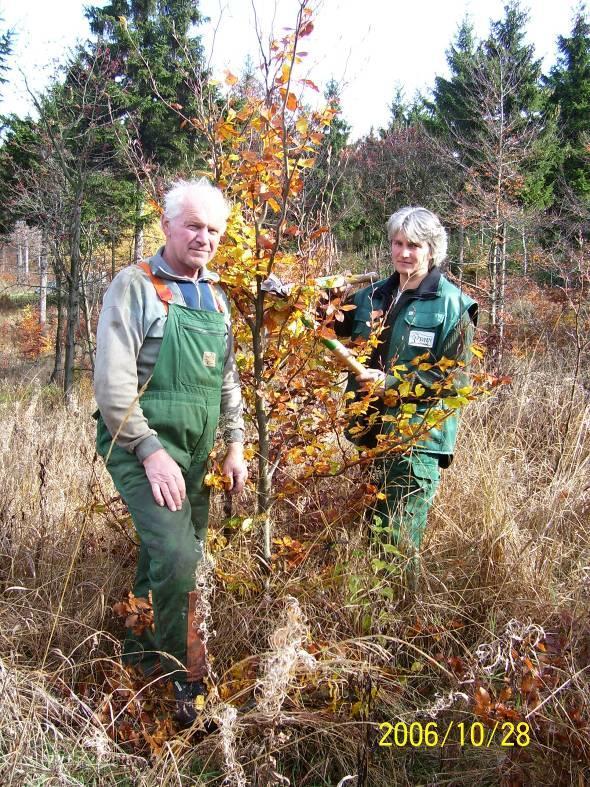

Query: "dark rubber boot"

xmin=173 ymin=679 xmax=206 ymax=727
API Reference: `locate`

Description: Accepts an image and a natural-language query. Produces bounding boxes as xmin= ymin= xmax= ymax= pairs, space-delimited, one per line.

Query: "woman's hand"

xmin=355 ymin=368 xmax=387 ymax=395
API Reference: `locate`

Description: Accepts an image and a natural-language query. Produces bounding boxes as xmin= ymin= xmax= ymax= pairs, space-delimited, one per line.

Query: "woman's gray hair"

xmin=386 ymin=206 xmax=448 ymax=268
xmin=163 ymin=178 xmax=231 ymax=228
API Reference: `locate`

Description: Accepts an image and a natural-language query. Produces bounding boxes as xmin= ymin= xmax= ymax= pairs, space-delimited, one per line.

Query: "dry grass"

xmin=0 ymin=312 xmax=589 ymax=785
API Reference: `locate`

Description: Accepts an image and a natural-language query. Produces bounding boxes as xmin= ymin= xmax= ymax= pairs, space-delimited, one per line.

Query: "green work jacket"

xmin=336 ymin=268 xmax=478 ymax=457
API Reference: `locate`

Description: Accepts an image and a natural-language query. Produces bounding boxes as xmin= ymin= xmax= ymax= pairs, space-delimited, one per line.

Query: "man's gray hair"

xmin=163 ymin=178 xmax=231 ymax=228
xmin=386 ymin=206 xmax=448 ymax=268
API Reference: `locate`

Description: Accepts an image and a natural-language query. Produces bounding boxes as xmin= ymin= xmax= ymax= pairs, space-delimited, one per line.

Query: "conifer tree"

xmin=546 ymin=6 xmax=590 ymax=205
xmin=430 ymin=2 xmax=557 ymax=359
xmin=431 ymin=18 xmax=479 ymax=147
xmin=0 ymin=16 xmax=12 ymax=93
xmin=85 ymin=0 xmax=208 ymax=170
xmin=84 ymin=1 xmax=211 ymax=260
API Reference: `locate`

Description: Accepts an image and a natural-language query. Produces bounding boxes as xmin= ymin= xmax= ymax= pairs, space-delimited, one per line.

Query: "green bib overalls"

xmin=97 ymin=275 xmax=226 ymax=682
xmin=340 ymin=271 xmax=476 ymax=576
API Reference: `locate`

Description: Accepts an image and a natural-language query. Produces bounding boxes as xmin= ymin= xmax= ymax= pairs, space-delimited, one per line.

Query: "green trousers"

xmin=97 ymin=297 xmax=227 ymax=682
xmin=98 ymin=426 xmax=210 ymax=679
xmin=368 ymin=452 xmax=440 ymax=558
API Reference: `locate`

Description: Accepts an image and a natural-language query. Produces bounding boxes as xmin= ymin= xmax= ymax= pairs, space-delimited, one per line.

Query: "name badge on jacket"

xmin=203 ymin=351 xmax=217 ymax=367
xmin=408 ymin=330 xmax=435 ymax=349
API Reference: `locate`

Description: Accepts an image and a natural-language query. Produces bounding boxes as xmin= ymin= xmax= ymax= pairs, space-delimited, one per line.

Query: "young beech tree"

xmin=165 ymin=3 xmax=497 ymax=566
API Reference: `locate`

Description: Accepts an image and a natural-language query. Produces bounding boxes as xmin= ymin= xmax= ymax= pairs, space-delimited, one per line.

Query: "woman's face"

xmin=391 ymin=231 xmax=432 ymax=284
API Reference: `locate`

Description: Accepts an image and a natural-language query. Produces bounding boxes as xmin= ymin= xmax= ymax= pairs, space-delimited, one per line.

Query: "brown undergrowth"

xmin=0 ymin=317 xmax=589 ymax=784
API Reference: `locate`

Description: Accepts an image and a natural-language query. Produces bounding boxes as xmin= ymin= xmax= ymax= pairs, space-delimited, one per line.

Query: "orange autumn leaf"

xmin=300 ymin=78 xmax=319 ymax=91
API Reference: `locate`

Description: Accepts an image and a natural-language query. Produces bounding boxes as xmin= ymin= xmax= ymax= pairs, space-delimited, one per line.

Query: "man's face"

xmin=161 ymin=196 xmax=225 ymax=278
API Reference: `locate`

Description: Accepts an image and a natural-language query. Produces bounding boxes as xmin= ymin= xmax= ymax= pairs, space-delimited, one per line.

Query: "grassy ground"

xmin=0 ymin=288 xmax=589 ymax=786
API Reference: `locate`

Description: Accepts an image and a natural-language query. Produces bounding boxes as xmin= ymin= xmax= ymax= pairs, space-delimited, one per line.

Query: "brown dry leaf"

xmin=474 ymin=686 xmax=492 ymax=715
xmin=113 ymin=593 xmax=154 ymax=636
xmin=448 ymin=656 xmax=466 ymax=675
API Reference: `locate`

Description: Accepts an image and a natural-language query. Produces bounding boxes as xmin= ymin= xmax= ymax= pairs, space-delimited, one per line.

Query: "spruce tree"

xmin=85 ymin=0 xmax=208 ymax=172
xmin=546 ymin=6 xmax=590 ymax=203
xmin=0 ymin=16 xmax=12 ymax=91
xmin=431 ymin=18 xmax=480 ymax=146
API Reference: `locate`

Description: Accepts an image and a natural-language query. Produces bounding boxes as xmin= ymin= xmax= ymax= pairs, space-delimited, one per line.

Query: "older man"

xmin=94 ymin=178 xmax=247 ymax=724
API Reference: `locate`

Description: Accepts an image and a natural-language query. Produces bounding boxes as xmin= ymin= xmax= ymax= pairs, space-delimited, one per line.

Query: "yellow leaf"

xmin=224 ymin=70 xmax=238 ymax=86
xmin=286 ymin=92 xmax=298 ymax=111
xmin=414 ymin=383 xmax=425 ymax=397
xmin=399 ymin=381 xmax=411 ymax=398
xmin=437 ymin=357 xmax=457 ymax=371
xmin=443 ymin=396 xmax=468 ymax=408
xmin=279 ymin=64 xmax=291 ymax=84
xmin=296 ymin=116 xmax=309 ymax=135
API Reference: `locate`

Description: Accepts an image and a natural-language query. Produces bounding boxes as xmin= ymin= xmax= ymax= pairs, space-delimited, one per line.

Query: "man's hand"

xmin=355 ymin=368 xmax=387 ymax=395
xmin=142 ymin=448 xmax=186 ymax=511
xmin=221 ymin=443 xmax=248 ymax=494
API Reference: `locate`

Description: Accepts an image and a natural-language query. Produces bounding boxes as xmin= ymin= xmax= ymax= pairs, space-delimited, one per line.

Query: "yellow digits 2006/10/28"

xmin=378 ymin=720 xmax=530 ymax=748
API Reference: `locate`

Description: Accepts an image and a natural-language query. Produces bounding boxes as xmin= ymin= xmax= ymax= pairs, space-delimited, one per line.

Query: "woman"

xmin=336 ymin=207 xmax=478 ymax=575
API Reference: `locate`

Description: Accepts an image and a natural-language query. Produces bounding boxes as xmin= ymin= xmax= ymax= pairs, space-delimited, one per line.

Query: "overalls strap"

xmin=138 ymin=260 xmax=226 ymax=315
xmin=138 ymin=261 xmax=173 ymax=310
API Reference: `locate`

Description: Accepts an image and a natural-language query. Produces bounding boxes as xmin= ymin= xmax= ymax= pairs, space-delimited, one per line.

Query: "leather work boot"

xmin=173 ymin=679 xmax=207 ymax=727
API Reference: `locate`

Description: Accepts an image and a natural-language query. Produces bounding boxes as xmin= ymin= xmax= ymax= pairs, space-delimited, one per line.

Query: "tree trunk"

xmin=458 ymin=210 xmax=465 ymax=284
xmin=134 ymin=223 xmax=144 ymax=264
xmin=39 ymin=230 xmax=48 ymax=330
xmin=489 ymin=224 xmax=500 ymax=328
xmin=498 ymin=221 xmax=507 ymax=366
xmin=111 ymin=232 xmax=117 ymax=280
xmin=24 ymin=234 xmax=29 ymax=276
xmin=64 ymin=189 xmax=83 ymax=402
xmin=134 ymin=187 xmax=144 ymax=265
xmin=17 ymin=240 xmax=23 ymax=283
xmin=80 ymin=270 xmax=95 ymax=374
xmin=50 ymin=267 xmax=64 ymax=386
xmin=252 ymin=282 xmax=272 ymax=568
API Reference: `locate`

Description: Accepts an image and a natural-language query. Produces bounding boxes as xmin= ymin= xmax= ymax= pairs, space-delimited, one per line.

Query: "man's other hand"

xmin=222 ymin=443 xmax=248 ymax=494
xmin=142 ymin=448 xmax=186 ymax=511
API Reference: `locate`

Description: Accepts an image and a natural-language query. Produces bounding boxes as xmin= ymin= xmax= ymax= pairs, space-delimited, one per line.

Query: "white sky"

xmin=0 ymin=0 xmax=579 ymax=140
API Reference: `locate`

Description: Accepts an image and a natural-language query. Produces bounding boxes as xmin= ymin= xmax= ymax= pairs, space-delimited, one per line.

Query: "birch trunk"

xmin=39 ymin=230 xmax=48 ymax=329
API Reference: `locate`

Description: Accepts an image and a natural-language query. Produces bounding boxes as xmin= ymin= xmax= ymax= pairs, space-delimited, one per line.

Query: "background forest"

xmin=0 ymin=1 xmax=589 ymax=785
